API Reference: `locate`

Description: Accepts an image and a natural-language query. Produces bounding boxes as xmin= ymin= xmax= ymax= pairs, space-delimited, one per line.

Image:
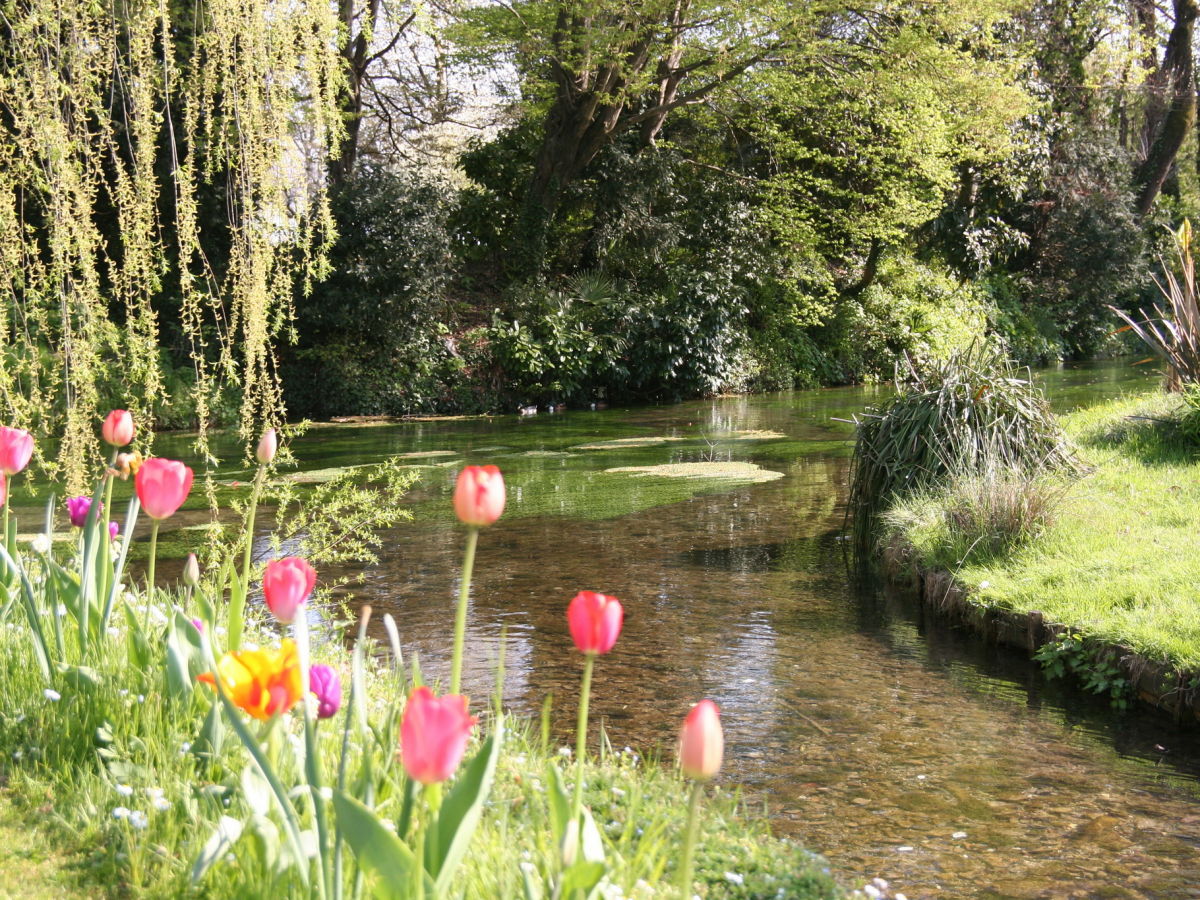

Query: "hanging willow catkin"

xmin=0 ymin=0 xmax=343 ymax=492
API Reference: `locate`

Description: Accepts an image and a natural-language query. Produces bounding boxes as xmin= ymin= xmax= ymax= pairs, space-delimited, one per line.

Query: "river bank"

xmin=879 ymin=389 xmax=1200 ymax=717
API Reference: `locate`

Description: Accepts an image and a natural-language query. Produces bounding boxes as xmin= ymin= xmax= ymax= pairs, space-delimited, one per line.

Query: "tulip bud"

xmin=256 ymin=428 xmax=277 ymax=465
xmin=0 ymin=426 xmax=34 ymax=476
xmin=309 ymin=664 xmax=342 ymax=719
xmin=453 ymin=465 xmax=506 ymax=527
xmin=183 ymin=553 xmax=200 ymax=587
xmin=399 ymin=687 xmax=477 ymax=784
xmin=679 ymin=700 xmax=723 ymax=780
xmin=102 ymin=409 xmax=135 ymax=447
xmin=108 ymin=521 xmax=120 ymax=541
xmin=566 ymin=591 xmax=624 ymax=655
xmin=262 ymin=557 xmax=317 ymax=624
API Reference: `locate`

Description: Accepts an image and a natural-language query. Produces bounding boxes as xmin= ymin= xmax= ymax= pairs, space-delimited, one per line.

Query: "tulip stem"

xmin=677 ymin=780 xmax=704 ymax=897
xmin=449 ymin=526 xmax=478 ymax=695
xmin=98 ymin=449 xmax=117 ymax=605
xmin=571 ymin=652 xmax=595 ymax=826
xmin=294 ymin=613 xmax=331 ymax=900
xmin=230 ymin=462 xmax=267 ymax=651
xmin=146 ymin=519 xmax=159 ymax=597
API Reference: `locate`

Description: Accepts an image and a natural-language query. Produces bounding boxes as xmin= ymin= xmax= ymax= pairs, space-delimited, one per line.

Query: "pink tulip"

xmin=135 ymin=458 xmax=193 ymax=520
xmin=66 ymin=496 xmax=99 ymax=528
xmin=452 ymin=465 xmax=506 ymax=527
xmin=256 ymin=428 xmax=277 ymax=465
xmin=101 ymin=410 xmax=135 ymax=447
xmin=399 ymin=686 xmax=477 ymax=785
xmin=108 ymin=521 xmax=120 ymax=541
xmin=262 ymin=557 xmax=317 ymax=624
xmin=309 ymin=664 xmax=342 ymax=719
xmin=0 ymin=426 xmax=33 ymax=476
xmin=567 ymin=591 xmax=624 ymax=655
xmin=679 ymin=700 xmax=724 ymax=780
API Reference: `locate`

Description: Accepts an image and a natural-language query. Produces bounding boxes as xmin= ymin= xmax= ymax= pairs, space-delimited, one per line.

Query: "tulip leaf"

xmin=246 ymin=814 xmax=283 ymax=876
xmin=165 ymin=611 xmax=203 ymax=699
xmin=242 ymin=762 xmax=272 ymax=818
xmin=0 ymin=542 xmax=52 ymax=681
xmin=122 ymin=598 xmax=152 ymax=671
xmin=559 ymin=861 xmax=606 ymax=899
xmin=545 ymin=761 xmax=571 ymax=845
xmin=333 ymin=789 xmax=425 ymax=900
xmin=192 ymin=815 xmax=244 ymax=883
xmin=57 ymin=662 xmax=102 ymax=690
xmin=429 ymin=719 xmax=503 ymax=893
xmin=191 ymin=696 xmax=225 ymax=762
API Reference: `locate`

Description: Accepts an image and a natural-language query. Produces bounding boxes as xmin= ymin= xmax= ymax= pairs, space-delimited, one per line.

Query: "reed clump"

xmin=848 ymin=345 xmax=1077 ymax=554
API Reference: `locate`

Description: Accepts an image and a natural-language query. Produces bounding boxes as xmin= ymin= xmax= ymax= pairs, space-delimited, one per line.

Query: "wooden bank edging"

xmin=880 ymin=540 xmax=1200 ymax=723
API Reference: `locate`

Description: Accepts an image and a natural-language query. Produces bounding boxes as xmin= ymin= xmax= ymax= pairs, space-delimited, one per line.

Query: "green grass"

xmin=885 ymin=390 xmax=1200 ymax=668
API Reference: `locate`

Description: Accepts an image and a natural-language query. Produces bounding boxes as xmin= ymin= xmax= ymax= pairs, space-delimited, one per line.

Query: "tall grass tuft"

xmin=1110 ymin=219 xmax=1200 ymax=390
xmin=848 ymin=344 xmax=1076 ymax=553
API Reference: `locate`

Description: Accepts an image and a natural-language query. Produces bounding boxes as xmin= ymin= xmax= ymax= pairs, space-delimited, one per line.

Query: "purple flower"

xmin=108 ymin=521 xmax=119 ymax=540
xmin=309 ymin=664 xmax=342 ymax=719
xmin=66 ymin=496 xmax=100 ymax=528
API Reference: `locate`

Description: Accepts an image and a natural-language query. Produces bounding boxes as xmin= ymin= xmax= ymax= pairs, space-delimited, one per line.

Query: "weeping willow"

xmin=0 ymin=0 xmax=343 ymax=491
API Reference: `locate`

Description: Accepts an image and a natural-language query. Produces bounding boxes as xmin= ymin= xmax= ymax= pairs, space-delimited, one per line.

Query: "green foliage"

xmin=849 ymin=345 xmax=1076 ymax=551
xmin=283 ymin=168 xmax=458 ymax=418
xmin=1033 ymin=632 xmax=1132 ymax=710
xmin=819 ymin=256 xmax=995 ymax=382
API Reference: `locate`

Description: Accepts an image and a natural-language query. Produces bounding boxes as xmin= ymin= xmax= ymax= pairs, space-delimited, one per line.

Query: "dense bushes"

xmin=281 ymin=168 xmax=459 ymax=418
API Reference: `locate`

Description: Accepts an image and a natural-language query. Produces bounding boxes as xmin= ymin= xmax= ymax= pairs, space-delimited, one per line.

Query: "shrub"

xmin=1110 ymin=219 xmax=1200 ymax=390
xmin=848 ymin=344 xmax=1076 ymax=552
xmin=282 ymin=167 xmax=457 ymax=417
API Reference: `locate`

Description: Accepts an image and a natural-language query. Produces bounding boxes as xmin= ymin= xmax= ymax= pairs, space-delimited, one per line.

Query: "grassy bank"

xmin=883 ymin=389 xmax=1200 ymax=674
xmin=0 ymin=604 xmax=842 ymax=898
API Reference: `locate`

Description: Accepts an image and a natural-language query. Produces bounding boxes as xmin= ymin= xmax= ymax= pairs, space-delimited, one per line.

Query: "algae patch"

xmin=727 ymin=430 xmax=788 ymax=441
xmin=572 ymin=436 xmax=687 ymax=450
xmin=604 ymin=461 xmax=784 ymax=483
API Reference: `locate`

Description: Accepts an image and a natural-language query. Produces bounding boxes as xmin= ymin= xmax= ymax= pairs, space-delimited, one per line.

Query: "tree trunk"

xmin=1135 ymin=0 xmax=1198 ymax=217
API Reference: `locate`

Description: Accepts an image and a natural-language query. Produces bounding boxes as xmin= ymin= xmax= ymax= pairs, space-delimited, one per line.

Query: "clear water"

xmin=137 ymin=361 xmax=1200 ymax=895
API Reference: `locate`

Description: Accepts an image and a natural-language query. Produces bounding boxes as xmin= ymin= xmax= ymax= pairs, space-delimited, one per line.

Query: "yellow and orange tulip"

xmin=199 ymin=639 xmax=303 ymax=720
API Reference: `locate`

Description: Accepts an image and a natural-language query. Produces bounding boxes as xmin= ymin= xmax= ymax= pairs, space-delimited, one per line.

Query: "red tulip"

xmin=101 ymin=410 xmax=134 ymax=447
xmin=679 ymin=700 xmax=724 ymax=780
xmin=453 ymin=465 xmax=506 ymax=527
xmin=400 ymin=686 xmax=477 ymax=784
xmin=567 ymin=591 xmax=623 ymax=655
xmin=0 ymin=426 xmax=33 ymax=476
xmin=256 ymin=428 xmax=277 ymax=465
xmin=262 ymin=557 xmax=317 ymax=624
xmin=134 ymin=458 xmax=193 ymax=519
